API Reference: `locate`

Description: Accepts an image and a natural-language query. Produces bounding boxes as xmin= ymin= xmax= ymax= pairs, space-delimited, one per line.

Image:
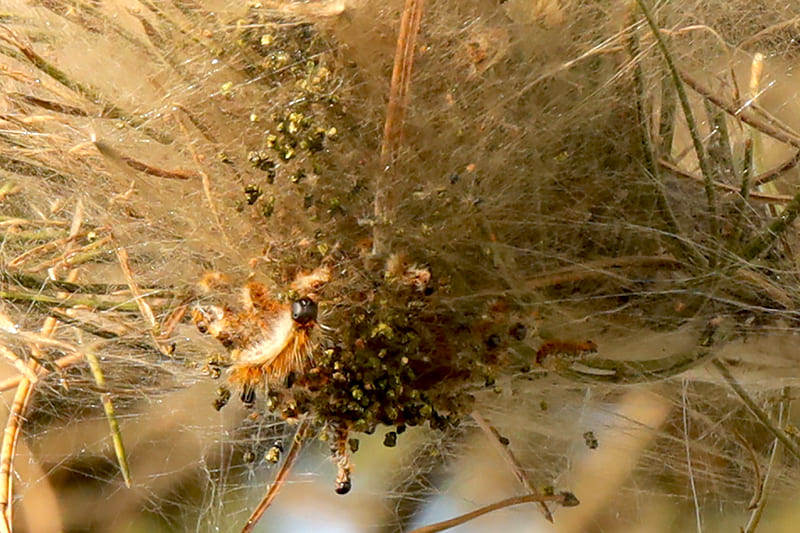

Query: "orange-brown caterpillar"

xmin=536 ymin=339 xmax=598 ymax=368
xmin=193 ymin=269 xmax=328 ymax=406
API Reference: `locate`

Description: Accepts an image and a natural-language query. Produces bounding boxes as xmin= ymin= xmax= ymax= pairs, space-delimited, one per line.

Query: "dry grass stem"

xmin=374 ymin=0 xmax=425 ymax=254
xmin=471 ymin=411 xmax=553 ymax=522
xmin=659 ymin=160 xmax=795 ymax=203
xmin=241 ymin=420 xmax=309 ymax=533
xmin=407 ymin=493 xmax=576 ymax=533
xmin=84 ymin=346 xmax=132 ymax=488
xmin=0 ymin=316 xmax=57 ymax=531
xmin=0 ymin=353 xmax=83 ymax=393
xmin=636 ymin=0 xmax=718 ymax=238
xmin=679 ymin=70 xmax=800 ymax=149
xmin=711 ymin=358 xmax=800 ymax=460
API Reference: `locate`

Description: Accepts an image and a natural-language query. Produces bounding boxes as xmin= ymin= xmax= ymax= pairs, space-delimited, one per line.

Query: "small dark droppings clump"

xmin=244 ymin=184 xmax=263 ymax=205
xmin=485 ymin=333 xmax=501 ymax=349
xmin=561 ymin=492 xmax=581 ymax=507
xmin=213 ymin=386 xmax=231 ymax=411
xmin=509 ymin=322 xmax=527 ymax=341
xmin=583 ymin=431 xmax=599 ymax=449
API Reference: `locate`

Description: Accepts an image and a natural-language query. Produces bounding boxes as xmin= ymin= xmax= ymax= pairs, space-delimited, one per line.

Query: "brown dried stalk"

xmin=241 ymin=420 xmax=309 ymax=533
xmin=94 ymin=141 xmax=197 ymax=180
xmin=0 ymin=353 xmax=83 ymax=393
xmin=472 ymin=411 xmax=553 ymax=522
xmin=0 ymin=317 xmax=57 ymax=531
xmin=407 ymin=493 xmax=577 ymax=533
xmin=374 ymin=0 xmax=425 ymax=254
xmin=679 ymin=70 xmax=800 ymax=150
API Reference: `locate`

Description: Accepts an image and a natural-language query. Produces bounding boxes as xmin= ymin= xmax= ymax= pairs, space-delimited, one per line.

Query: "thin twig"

xmin=704 ymin=98 xmax=736 ymax=184
xmin=6 ymin=234 xmax=79 ymax=268
xmin=471 ymin=411 xmax=553 ymax=522
xmin=732 ymin=430 xmax=763 ymax=510
xmin=728 ymin=137 xmax=755 ymax=263
xmin=752 ymin=149 xmax=800 ymax=187
xmin=29 ymin=235 xmax=113 ymax=273
xmin=115 ymin=247 xmax=157 ymax=332
xmin=380 ymin=0 xmax=425 ymax=163
xmin=0 ymin=353 xmax=83 ymax=393
xmin=740 ymin=187 xmax=800 ymax=260
xmin=241 ymin=420 xmax=309 ymax=533
xmin=9 ymin=93 xmax=89 ymax=116
xmin=525 ymin=255 xmax=682 ymax=290
xmin=407 ymin=493 xmax=577 ymax=533
xmin=739 ymin=16 xmax=800 ymax=50
xmin=658 ymin=75 xmax=677 ymax=157
xmin=159 ymin=303 xmax=189 ymax=340
xmin=558 ymin=347 xmax=713 ymax=384
xmin=0 ymin=288 xmax=151 ymax=312
xmin=711 ymin=358 xmax=800 ymax=460
xmin=681 ymin=381 xmax=702 ymax=531
xmin=0 ymin=28 xmax=171 ymax=144
xmin=116 ymin=246 xmax=172 ymax=357
xmin=0 ymin=344 xmax=38 ymax=384
xmin=94 ymin=141 xmax=196 ymax=180
xmin=679 ymin=70 xmax=800 ymax=149
xmin=741 ymin=139 xmax=754 ymax=201
xmin=0 ymin=371 xmax=35 ymax=531
xmin=743 ymin=387 xmax=789 ymax=533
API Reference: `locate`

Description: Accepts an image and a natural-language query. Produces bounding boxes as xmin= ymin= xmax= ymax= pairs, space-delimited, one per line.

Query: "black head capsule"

xmin=291 ymin=297 xmax=318 ymax=325
xmin=335 ymin=479 xmax=351 ymax=495
xmin=240 ymin=385 xmax=256 ymax=406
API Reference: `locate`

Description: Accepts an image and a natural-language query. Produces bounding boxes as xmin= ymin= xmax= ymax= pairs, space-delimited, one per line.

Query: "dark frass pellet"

xmin=265 ymin=441 xmax=284 ymax=463
xmin=583 ymin=431 xmax=599 ymax=449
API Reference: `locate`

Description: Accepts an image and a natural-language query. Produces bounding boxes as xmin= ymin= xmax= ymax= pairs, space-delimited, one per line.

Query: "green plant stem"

xmin=635 ymin=0 xmax=718 ymax=239
xmin=85 ymin=347 xmax=132 ymax=488
xmin=741 ymin=138 xmax=754 ymax=201
xmin=740 ymin=188 xmax=800 ymax=260
xmin=711 ymin=358 xmax=800 ymax=460
xmin=704 ymin=99 xmax=736 ymax=183
xmin=625 ymin=14 xmax=700 ymax=265
xmin=0 ymin=289 xmax=149 ymax=312
xmin=658 ymin=76 xmax=677 ymax=157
